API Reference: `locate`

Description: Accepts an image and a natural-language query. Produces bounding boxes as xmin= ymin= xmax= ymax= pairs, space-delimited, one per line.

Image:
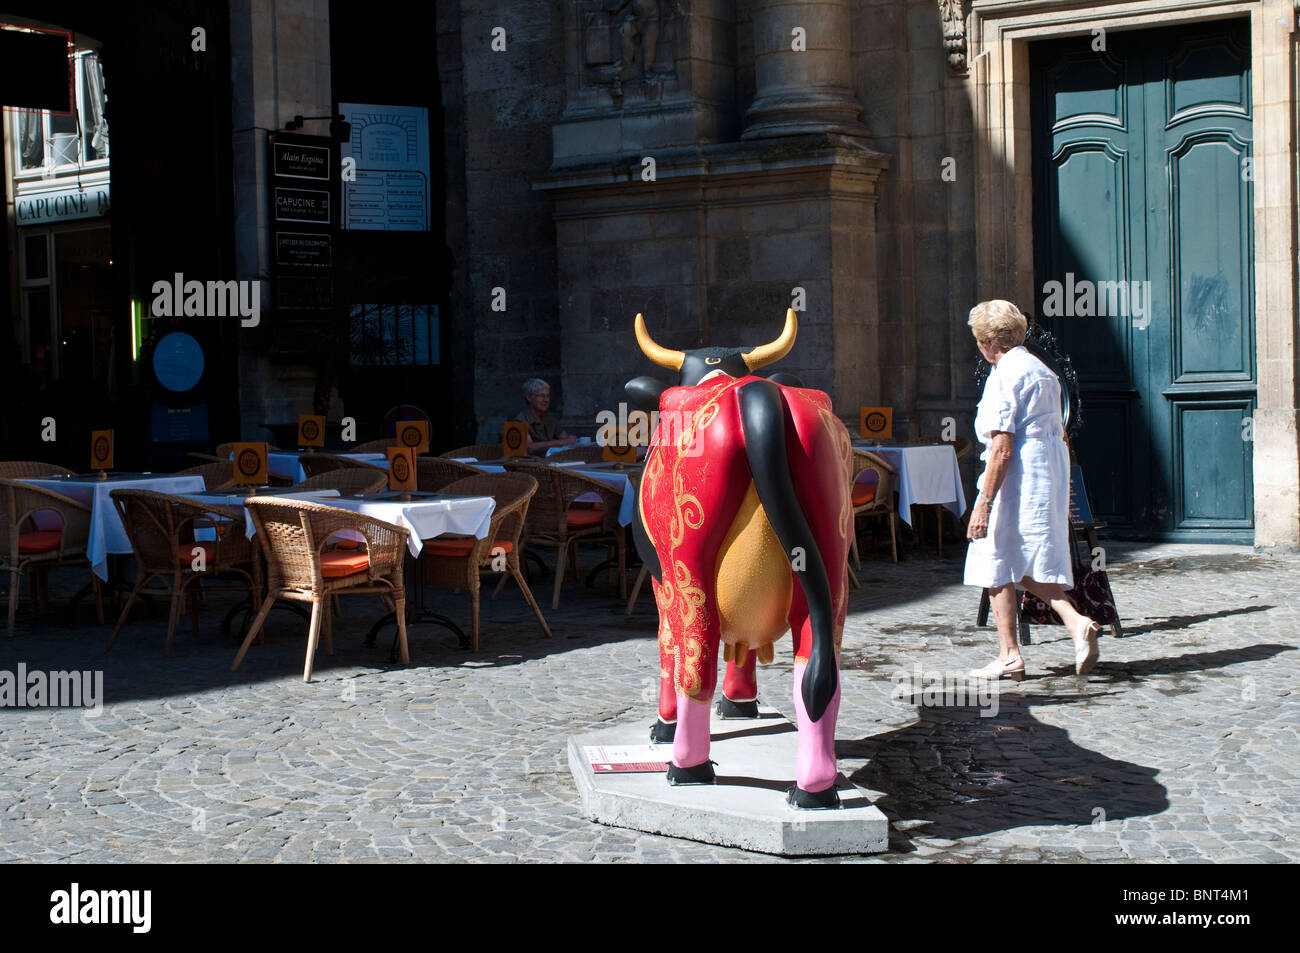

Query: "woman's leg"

xmin=1019 ymin=577 xmax=1099 ymax=640
xmin=987 ymin=583 xmax=1021 ymax=660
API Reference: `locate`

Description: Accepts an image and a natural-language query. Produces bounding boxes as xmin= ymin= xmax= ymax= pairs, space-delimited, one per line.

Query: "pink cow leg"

xmin=791 ymin=659 xmax=842 ymax=805
xmin=719 ymin=650 xmax=760 ymax=718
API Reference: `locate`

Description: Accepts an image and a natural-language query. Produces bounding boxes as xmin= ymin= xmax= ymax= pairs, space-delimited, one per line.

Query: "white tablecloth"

xmin=176 ymin=489 xmax=342 ymax=540
xmin=265 ymin=451 xmax=389 ymax=482
xmin=469 ymin=459 xmax=637 ymax=527
xmin=306 ymin=494 xmax=496 ymax=557
xmin=855 ymin=443 xmax=967 ymax=527
xmin=22 ymin=474 xmax=208 ymax=580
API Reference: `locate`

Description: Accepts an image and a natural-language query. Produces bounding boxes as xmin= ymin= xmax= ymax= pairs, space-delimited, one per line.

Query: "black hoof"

xmin=716 ymin=697 xmax=759 ymax=719
xmin=649 ymin=719 xmax=676 ymax=744
xmin=787 ymin=783 xmax=841 ymax=810
xmin=666 ymin=760 xmax=716 ymax=785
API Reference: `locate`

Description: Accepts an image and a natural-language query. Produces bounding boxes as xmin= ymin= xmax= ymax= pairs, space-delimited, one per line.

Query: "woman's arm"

xmin=966 ymin=431 xmax=1014 ymax=540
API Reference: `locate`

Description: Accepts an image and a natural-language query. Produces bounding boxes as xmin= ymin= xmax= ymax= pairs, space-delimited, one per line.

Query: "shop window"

xmin=349 ymin=303 xmax=439 ymax=366
xmin=13 ymin=50 xmax=109 ymax=174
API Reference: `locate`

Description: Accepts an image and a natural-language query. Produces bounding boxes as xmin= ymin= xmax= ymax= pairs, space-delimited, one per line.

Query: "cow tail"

xmin=737 ymin=379 xmax=838 ymax=721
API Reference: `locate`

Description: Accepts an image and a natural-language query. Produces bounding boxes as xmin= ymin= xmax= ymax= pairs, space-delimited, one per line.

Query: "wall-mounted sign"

xmin=152 ymin=331 xmax=205 ymax=393
xmin=339 ymin=103 xmax=430 ymax=231
xmin=15 ymin=184 xmax=110 ymax=226
xmin=274 ymin=187 xmax=330 ymax=225
xmin=273 ymin=140 xmax=331 ymax=180
xmin=275 ymin=232 xmax=331 ymax=269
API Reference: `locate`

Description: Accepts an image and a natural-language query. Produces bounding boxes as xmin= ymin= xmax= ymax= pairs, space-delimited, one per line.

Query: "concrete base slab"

xmin=567 ymin=707 xmax=889 ymax=856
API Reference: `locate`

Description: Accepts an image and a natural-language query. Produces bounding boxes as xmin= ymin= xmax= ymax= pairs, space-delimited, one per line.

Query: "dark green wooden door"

xmin=1032 ymin=20 xmax=1255 ymax=541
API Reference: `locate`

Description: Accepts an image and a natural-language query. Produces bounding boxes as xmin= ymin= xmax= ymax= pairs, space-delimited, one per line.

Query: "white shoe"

xmin=1071 ymin=619 xmax=1100 ymax=676
xmin=969 ymin=654 xmax=1025 ymax=681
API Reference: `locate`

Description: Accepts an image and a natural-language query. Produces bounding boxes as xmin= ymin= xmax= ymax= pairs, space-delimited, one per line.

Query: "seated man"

xmin=518 ymin=378 xmax=578 ymax=454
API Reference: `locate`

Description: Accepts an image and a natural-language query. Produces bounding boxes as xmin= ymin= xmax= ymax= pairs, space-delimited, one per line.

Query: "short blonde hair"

xmin=967 ymin=299 xmax=1028 ymax=349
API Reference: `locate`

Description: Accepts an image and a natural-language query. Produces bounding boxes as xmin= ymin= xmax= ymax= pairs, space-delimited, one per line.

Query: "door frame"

xmin=967 ymin=0 xmax=1299 ymax=546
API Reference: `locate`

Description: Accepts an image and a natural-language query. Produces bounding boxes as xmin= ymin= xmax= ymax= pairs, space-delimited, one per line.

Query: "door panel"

xmin=1032 ymin=19 xmax=1254 ymax=541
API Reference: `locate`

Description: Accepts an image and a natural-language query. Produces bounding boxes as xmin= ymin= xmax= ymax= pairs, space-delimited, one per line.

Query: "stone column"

xmin=743 ymin=0 xmax=868 ymax=139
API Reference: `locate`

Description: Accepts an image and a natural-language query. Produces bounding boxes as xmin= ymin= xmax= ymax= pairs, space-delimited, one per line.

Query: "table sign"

xmin=502 ymin=421 xmax=528 ymax=457
xmin=387 ymin=446 xmax=417 ymax=492
xmin=602 ymin=436 xmax=637 ymax=464
xmin=232 ymin=442 xmax=269 ymax=486
xmin=90 ymin=430 xmax=114 ymax=472
xmin=297 ymin=414 xmax=325 ymax=448
xmin=860 ymin=406 xmax=893 ymax=440
xmin=396 ymin=420 xmax=429 ymax=455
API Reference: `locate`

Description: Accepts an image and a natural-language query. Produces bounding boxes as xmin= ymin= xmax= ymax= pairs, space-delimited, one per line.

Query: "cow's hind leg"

xmin=788 ymin=587 xmax=841 ymax=807
xmin=719 ymin=645 xmax=759 ymax=718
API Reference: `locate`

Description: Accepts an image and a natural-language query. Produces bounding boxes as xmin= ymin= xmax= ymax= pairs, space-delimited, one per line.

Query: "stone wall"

xmin=441 ymin=0 xmax=568 ymax=443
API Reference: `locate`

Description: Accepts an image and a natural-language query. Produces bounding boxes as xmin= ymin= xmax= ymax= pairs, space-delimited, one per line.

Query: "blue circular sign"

xmin=152 ymin=331 xmax=204 ymax=393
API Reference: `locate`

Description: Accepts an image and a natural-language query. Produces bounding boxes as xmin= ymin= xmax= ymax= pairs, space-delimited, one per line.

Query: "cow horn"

xmin=634 ymin=313 xmax=684 ymax=371
xmin=743 ymin=308 xmax=798 ymax=371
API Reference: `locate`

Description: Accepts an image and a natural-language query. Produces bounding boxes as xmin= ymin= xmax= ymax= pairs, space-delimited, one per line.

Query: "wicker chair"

xmin=299 ymin=453 xmax=387 ymax=479
xmin=348 ymin=438 xmax=397 ymax=452
xmin=294 ymin=469 xmax=388 ymax=495
xmin=105 ymin=489 xmax=260 ymax=655
xmin=416 ymin=457 xmax=484 ymax=491
xmin=416 ymin=473 xmax=551 ymax=651
xmin=233 ymin=498 xmax=410 ymax=681
xmin=503 ymin=461 xmax=626 ymax=609
xmin=437 ymin=443 xmax=504 ymax=461
xmin=851 ymin=449 xmax=899 ymax=565
xmin=914 ymin=436 xmax=974 ymax=555
xmin=0 ymin=478 xmax=101 ymax=637
xmin=0 ymin=461 xmax=72 ymax=479
xmin=545 ymin=445 xmax=605 ymax=464
xmin=175 ymin=461 xmax=237 ymax=490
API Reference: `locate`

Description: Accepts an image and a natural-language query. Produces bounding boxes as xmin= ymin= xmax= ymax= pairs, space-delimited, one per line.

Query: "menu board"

xmin=339 ymin=103 xmax=430 ymax=231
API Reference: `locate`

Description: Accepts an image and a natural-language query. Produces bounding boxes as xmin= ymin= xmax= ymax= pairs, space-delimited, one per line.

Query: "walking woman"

xmin=963 ymin=300 xmax=1100 ymax=678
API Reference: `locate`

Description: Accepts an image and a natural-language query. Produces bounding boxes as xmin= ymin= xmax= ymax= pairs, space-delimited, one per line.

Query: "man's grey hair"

xmin=523 ymin=378 xmax=550 ymax=398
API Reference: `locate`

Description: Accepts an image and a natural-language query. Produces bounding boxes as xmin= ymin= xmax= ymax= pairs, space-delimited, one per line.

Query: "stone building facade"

xmin=438 ymin=0 xmax=1300 ymax=547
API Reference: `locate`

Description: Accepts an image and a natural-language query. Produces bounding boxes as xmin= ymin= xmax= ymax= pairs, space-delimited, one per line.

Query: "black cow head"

xmin=634 ymin=309 xmax=797 ymax=386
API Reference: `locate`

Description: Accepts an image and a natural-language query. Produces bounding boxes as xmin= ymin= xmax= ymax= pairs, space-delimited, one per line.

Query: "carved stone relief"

xmin=582 ymin=0 xmax=676 ymax=97
xmin=939 ymin=0 xmax=967 ymax=74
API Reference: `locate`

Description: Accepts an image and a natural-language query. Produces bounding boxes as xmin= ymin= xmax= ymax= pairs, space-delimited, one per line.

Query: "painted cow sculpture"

xmin=627 ymin=310 xmax=852 ymax=808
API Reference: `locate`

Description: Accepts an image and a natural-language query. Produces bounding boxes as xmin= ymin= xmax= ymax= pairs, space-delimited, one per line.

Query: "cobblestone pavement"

xmin=0 ymin=536 xmax=1296 ymax=863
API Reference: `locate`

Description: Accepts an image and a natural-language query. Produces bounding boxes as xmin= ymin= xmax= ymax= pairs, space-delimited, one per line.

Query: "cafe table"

xmin=296 ymin=490 xmax=499 ymax=653
xmin=303 ymin=490 xmax=496 ymax=558
xmin=20 ymin=472 xmax=207 ymax=580
xmin=265 ymin=451 xmax=389 ymax=483
xmin=459 ymin=458 xmax=640 ymax=526
xmin=851 ymin=441 xmax=967 ymax=526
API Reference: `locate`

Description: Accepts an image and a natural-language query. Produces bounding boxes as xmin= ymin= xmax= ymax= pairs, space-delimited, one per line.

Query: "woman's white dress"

xmin=963 ymin=346 xmax=1073 ymax=589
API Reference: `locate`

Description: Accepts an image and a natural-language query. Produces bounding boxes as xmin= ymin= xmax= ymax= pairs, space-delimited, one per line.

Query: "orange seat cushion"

xmin=320 ymin=550 xmax=371 ymax=578
xmin=18 ymin=530 xmax=62 ymax=554
xmin=567 ymin=507 xmax=605 ymax=528
xmin=179 ymin=542 xmax=216 ymax=565
xmin=852 ymin=472 xmax=880 ymax=507
xmin=423 ymin=537 xmax=513 ymax=558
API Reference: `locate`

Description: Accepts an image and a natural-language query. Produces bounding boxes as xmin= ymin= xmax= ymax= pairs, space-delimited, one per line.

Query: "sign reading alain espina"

xmin=50 ymin=884 xmax=151 ymax=933
xmin=272 ymin=140 xmax=331 ymax=180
